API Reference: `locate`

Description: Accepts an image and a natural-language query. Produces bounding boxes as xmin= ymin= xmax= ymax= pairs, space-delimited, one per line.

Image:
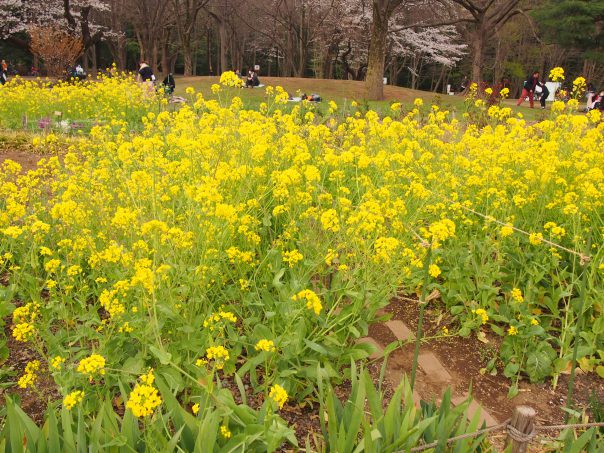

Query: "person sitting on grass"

xmin=588 ymin=90 xmax=604 ymax=111
xmin=245 ymin=68 xmax=260 ymax=88
xmin=160 ymin=73 xmax=175 ymax=95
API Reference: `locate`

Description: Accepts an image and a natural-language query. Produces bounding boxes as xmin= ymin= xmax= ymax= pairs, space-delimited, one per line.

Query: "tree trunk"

xmin=83 ymin=51 xmax=89 ymax=73
xmin=207 ymin=29 xmax=213 ymax=75
xmin=297 ymin=39 xmax=306 ymax=77
xmin=365 ymin=2 xmax=389 ymax=100
xmin=389 ymin=56 xmax=398 ymax=86
xmin=161 ymin=41 xmax=170 ymax=77
xmin=434 ymin=65 xmax=446 ymax=93
xmin=183 ymin=39 xmax=194 ymax=76
xmin=470 ymin=24 xmax=486 ymax=83
xmin=218 ymin=20 xmax=228 ymax=73
xmin=90 ymin=44 xmax=98 ymax=76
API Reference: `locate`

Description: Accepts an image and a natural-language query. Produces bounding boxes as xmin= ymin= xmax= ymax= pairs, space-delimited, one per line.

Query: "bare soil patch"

xmin=0 ymin=150 xmax=43 ymax=173
xmin=381 ymin=296 xmax=604 ymax=425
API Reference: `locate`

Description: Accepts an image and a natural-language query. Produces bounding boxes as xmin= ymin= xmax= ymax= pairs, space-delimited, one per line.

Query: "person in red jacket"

xmin=517 ymin=71 xmax=540 ymax=108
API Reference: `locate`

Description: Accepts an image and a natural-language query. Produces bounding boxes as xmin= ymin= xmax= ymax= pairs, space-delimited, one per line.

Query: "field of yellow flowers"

xmin=0 ymin=72 xmax=603 ymax=450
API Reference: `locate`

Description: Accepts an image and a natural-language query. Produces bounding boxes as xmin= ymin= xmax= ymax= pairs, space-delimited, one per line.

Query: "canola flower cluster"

xmin=269 ymin=384 xmax=288 ymax=409
xmin=125 ymin=369 xmax=162 ymax=418
xmin=549 ymin=67 xmax=565 ymax=82
xmin=0 ymin=70 xmax=159 ymax=131
xmin=1 ymin=75 xmax=604 ymax=424
xmin=77 ymin=354 xmax=106 ymax=381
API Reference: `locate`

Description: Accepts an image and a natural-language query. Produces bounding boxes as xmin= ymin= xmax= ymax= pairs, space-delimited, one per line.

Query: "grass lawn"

xmin=174 ymin=75 xmax=553 ymax=122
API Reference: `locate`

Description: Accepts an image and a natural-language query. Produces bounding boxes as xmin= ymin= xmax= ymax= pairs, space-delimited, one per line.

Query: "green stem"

xmin=566 ymin=231 xmax=592 ymax=423
xmin=411 ymin=244 xmax=433 ymax=390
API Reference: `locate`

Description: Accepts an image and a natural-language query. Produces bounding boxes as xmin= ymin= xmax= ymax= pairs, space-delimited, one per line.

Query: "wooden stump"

xmin=505 ymin=405 xmax=536 ymax=453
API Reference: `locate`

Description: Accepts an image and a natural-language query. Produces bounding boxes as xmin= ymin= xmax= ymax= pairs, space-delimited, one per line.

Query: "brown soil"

xmin=382 ymin=296 xmax=604 ymax=426
xmin=0 ymin=150 xmax=43 ymax=173
xmin=1 ymin=323 xmax=60 ymax=425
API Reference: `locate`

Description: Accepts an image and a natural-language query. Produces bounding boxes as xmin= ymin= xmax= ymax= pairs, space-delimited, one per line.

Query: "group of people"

xmin=137 ymin=62 xmax=175 ymax=95
xmin=516 ymin=71 xmax=550 ymax=109
xmin=518 ymin=71 xmax=604 ymax=112
xmin=231 ymin=68 xmax=262 ymax=87
xmin=586 ymin=84 xmax=604 ymax=112
xmin=244 ymin=68 xmax=260 ymax=88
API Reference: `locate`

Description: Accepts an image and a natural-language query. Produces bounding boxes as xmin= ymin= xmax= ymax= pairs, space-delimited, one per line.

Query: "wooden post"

xmin=505 ymin=405 xmax=536 ymax=453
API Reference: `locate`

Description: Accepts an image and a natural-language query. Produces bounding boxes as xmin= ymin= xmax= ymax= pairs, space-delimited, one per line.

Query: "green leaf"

xmin=149 ymin=346 xmax=172 ymax=365
xmin=507 ymin=384 xmax=519 ymax=399
xmin=592 ymin=317 xmax=604 ymax=335
xmin=303 ymin=339 xmax=331 ymax=356
xmin=121 ymin=356 xmax=145 ymax=376
xmin=234 ymin=372 xmax=248 ymax=406
xmin=567 ymin=428 xmax=595 ymax=453
xmin=503 ymin=362 xmax=519 ymax=378
xmin=526 ymin=350 xmax=553 ymax=383
xmin=46 ymin=407 xmax=61 ymax=452
xmin=272 ymin=268 xmax=286 ymax=288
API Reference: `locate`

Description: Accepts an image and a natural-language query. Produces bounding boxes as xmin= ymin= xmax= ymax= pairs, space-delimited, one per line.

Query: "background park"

xmin=1 ymin=1 xmax=604 ymax=452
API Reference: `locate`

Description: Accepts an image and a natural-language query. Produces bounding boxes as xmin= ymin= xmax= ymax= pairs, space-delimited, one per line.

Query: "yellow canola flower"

xmin=220 ymin=71 xmax=243 ymax=88
xmin=529 ymin=232 xmax=543 ymax=245
xmin=203 ymin=311 xmax=237 ymax=330
xmin=500 ymin=224 xmax=514 ymax=237
xmin=77 ymin=354 xmax=106 ymax=380
xmin=220 ymin=425 xmax=232 ymax=439
xmin=18 ymin=360 xmax=41 ymax=389
xmin=126 ymin=384 xmax=162 ymax=417
xmin=472 ymin=309 xmax=489 ymax=325
xmin=549 ymin=67 xmax=565 ymax=82
xmin=428 ymin=264 xmax=442 ymax=278
xmin=282 ymin=249 xmax=304 ymax=267
xmin=63 ymin=390 xmax=84 ymax=410
xmin=205 ymin=346 xmax=230 ymax=369
xmin=255 ymin=339 xmax=276 ymax=352
xmin=292 ymin=289 xmax=323 ymax=315
xmin=428 ymin=219 xmax=456 ymax=242
xmin=269 ymin=384 xmax=288 ymax=409
xmin=50 ymin=356 xmax=65 ymax=371
xmin=320 ymin=209 xmax=340 ymax=232
xmin=12 ymin=322 xmax=35 ymax=342
xmin=511 ymin=288 xmax=524 ymax=303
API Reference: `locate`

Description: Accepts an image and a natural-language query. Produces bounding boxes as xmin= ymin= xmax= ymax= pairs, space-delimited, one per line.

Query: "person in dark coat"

xmin=537 ymin=79 xmax=549 ymax=109
xmin=1 ymin=59 xmax=8 ymax=85
xmin=138 ymin=62 xmax=155 ymax=82
xmin=160 ymin=73 xmax=175 ymax=95
xmin=138 ymin=62 xmax=156 ymax=94
xmin=245 ymin=68 xmax=260 ymax=88
xmin=517 ymin=71 xmax=540 ymax=108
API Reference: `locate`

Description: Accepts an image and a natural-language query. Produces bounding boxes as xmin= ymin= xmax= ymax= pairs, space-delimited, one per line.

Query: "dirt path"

xmin=361 ymin=297 xmax=604 ymax=429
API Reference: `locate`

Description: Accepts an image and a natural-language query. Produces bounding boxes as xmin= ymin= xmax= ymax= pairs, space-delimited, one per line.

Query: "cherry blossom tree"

xmin=0 ymin=0 xmax=110 ymax=53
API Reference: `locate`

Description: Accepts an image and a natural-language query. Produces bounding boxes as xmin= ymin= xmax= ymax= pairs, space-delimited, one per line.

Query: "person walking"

xmin=517 ymin=71 xmax=540 ymax=108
